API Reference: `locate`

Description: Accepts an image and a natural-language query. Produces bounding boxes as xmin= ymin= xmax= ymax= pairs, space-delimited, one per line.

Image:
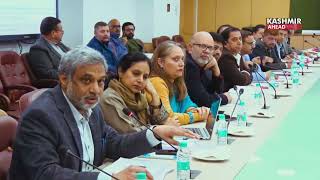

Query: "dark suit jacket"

xmin=9 ymin=86 xmax=155 ymax=180
xmin=218 ymin=50 xmax=252 ymax=92
xmin=250 ymin=40 xmax=286 ymax=71
xmin=185 ymin=53 xmax=228 ymax=106
xmin=29 ymin=36 xmax=70 ymax=80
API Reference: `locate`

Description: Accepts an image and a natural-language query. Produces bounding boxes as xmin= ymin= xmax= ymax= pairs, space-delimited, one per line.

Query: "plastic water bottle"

xmin=269 ymin=72 xmax=278 ymax=89
xmin=237 ymin=101 xmax=247 ymax=127
xmin=253 ymin=83 xmax=263 ymax=108
xmin=291 ymin=60 xmax=300 ymax=88
xmin=136 ymin=172 xmax=147 ymax=180
xmin=299 ymin=55 xmax=305 ymax=69
xmin=217 ymin=114 xmax=228 ymax=145
xmin=176 ymin=141 xmax=190 ymax=180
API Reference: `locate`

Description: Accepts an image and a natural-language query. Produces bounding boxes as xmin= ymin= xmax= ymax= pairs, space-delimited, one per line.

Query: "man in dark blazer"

xmin=9 ymin=47 xmax=196 ymax=180
xmin=250 ymin=29 xmax=288 ymax=71
xmin=29 ymin=17 xmax=70 ymax=80
xmin=219 ymin=27 xmax=253 ymax=92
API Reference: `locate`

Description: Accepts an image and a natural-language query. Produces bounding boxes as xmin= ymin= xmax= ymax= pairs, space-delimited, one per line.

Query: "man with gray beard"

xmin=185 ymin=31 xmax=232 ymax=107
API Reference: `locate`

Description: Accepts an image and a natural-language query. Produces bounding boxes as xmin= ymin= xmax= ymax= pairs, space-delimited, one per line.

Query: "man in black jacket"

xmin=250 ymin=29 xmax=288 ymax=71
xmin=29 ymin=17 xmax=70 ymax=80
xmin=185 ymin=31 xmax=232 ymax=107
xmin=219 ymin=27 xmax=253 ymax=92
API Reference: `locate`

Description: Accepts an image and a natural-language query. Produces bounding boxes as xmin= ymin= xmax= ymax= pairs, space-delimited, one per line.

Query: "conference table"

xmin=101 ymin=60 xmax=320 ymax=180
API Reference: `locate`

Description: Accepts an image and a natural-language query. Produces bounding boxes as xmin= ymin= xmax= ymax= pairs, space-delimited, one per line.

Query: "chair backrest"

xmin=19 ymin=88 xmax=48 ymax=114
xmin=0 ymin=115 xmax=17 ymax=151
xmin=0 ymin=51 xmax=32 ymax=87
xmin=172 ymin=35 xmax=187 ymax=49
xmin=21 ymin=53 xmax=37 ymax=84
xmin=152 ymin=36 xmax=170 ymax=49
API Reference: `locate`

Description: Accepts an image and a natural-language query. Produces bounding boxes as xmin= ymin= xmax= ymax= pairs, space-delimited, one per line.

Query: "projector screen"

xmin=0 ymin=0 xmax=57 ymax=41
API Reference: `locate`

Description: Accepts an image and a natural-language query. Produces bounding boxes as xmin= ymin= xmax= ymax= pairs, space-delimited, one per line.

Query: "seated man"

xmin=274 ymin=30 xmax=292 ymax=60
xmin=252 ymin=24 xmax=265 ymax=41
xmin=121 ymin=22 xmax=144 ymax=53
xmin=29 ymin=17 xmax=70 ymax=80
xmin=108 ymin=19 xmax=128 ymax=60
xmin=87 ymin=21 xmax=118 ymax=74
xmin=250 ymin=29 xmax=288 ymax=71
xmin=209 ymin=32 xmax=224 ymax=60
xmin=240 ymin=30 xmax=271 ymax=81
xmin=185 ymin=31 xmax=232 ymax=107
xmin=9 ymin=47 xmax=196 ymax=180
xmin=219 ymin=27 xmax=253 ymax=92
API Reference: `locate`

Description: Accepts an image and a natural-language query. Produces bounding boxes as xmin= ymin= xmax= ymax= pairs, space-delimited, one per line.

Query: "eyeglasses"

xmin=111 ymin=25 xmax=121 ymax=29
xmin=193 ymin=43 xmax=214 ymax=52
xmin=244 ymin=41 xmax=256 ymax=46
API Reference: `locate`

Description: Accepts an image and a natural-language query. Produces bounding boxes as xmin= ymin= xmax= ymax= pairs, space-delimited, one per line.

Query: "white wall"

xmin=0 ymin=0 xmax=180 ymax=52
xmin=82 ymin=0 xmax=137 ymax=44
xmin=153 ymin=0 xmax=180 ymax=38
xmin=58 ymin=0 xmax=83 ymax=48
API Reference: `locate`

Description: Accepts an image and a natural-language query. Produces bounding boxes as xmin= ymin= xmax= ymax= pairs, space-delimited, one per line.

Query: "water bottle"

xmin=291 ymin=60 xmax=300 ymax=88
xmin=253 ymin=83 xmax=263 ymax=108
xmin=237 ymin=101 xmax=247 ymax=127
xmin=299 ymin=55 xmax=305 ymax=69
xmin=136 ymin=172 xmax=147 ymax=180
xmin=176 ymin=141 xmax=190 ymax=180
xmin=217 ymin=114 xmax=228 ymax=145
xmin=269 ymin=72 xmax=278 ymax=89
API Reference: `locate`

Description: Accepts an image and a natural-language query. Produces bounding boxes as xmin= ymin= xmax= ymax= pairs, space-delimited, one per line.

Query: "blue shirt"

xmin=87 ymin=37 xmax=118 ymax=73
xmin=109 ymin=36 xmax=128 ymax=61
xmin=170 ymin=93 xmax=198 ymax=113
xmin=242 ymin=54 xmax=267 ymax=82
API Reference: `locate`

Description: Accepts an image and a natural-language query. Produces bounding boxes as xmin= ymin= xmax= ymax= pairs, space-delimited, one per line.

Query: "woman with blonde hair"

xmin=150 ymin=41 xmax=210 ymax=125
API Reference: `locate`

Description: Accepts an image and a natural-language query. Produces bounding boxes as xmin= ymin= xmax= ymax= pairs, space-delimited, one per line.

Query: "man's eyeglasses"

xmin=193 ymin=43 xmax=214 ymax=52
xmin=244 ymin=41 xmax=256 ymax=47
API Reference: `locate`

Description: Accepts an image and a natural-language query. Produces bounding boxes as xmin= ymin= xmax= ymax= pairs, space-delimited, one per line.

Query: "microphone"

xmin=58 ymin=146 xmax=119 ymax=180
xmin=233 ymin=85 xmax=239 ymax=97
xmin=122 ymin=108 xmax=178 ymax=151
xmin=296 ymin=62 xmax=304 ymax=75
xmin=304 ymin=40 xmax=318 ymax=48
xmin=312 ymin=33 xmax=320 ymax=42
xmin=264 ymin=64 xmax=290 ymax=89
xmin=227 ymin=88 xmax=244 ymax=127
xmin=252 ymin=70 xmax=269 ymax=109
xmin=252 ymin=68 xmax=278 ymax=99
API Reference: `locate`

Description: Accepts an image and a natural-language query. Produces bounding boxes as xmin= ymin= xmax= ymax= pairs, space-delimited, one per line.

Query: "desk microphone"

xmin=296 ymin=62 xmax=304 ymax=76
xmin=58 ymin=146 xmax=119 ymax=180
xmin=252 ymin=69 xmax=269 ymax=109
xmin=312 ymin=33 xmax=320 ymax=42
xmin=264 ymin=64 xmax=290 ymax=89
xmin=304 ymin=40 xmax=318 ymax=48
xmin=253 ymin=69 xmax=278 ymax=99
xmin=233 ymin=85 xmax=239 ymax=96
xmin=227 ymin=88 xmax=244 ymax=127
xmin=122 ymin=108 xmax=178 ymax=151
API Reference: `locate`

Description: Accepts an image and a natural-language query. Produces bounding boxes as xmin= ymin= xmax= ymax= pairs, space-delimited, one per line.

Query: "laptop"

xmin=185 ymin=98 xmax=221 ymax=140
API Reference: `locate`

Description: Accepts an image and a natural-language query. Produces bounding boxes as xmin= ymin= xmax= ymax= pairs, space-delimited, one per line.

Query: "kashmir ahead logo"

xmin=266 ymin=18 xmax=302 ymax=30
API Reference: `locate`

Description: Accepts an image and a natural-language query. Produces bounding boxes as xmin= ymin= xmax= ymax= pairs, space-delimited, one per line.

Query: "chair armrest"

xmin=6 ymin=84 xmax=37 ymax=92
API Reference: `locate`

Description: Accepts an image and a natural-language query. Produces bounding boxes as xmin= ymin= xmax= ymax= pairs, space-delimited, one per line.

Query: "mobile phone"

xmin=155 ymin=149 xmax=177 ymax=155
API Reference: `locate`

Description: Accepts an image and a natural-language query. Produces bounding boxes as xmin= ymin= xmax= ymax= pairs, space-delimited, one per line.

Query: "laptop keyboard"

xmin=186 ymin=127 xmax=210 ymax=139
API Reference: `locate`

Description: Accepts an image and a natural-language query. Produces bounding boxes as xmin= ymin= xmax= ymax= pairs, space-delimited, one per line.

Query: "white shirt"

xmin=62 ymin=92 xmax=161 ymax=180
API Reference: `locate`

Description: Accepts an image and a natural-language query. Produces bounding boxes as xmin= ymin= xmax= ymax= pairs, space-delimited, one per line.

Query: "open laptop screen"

xmin=205 ymin=98 xmax=221 ymax=136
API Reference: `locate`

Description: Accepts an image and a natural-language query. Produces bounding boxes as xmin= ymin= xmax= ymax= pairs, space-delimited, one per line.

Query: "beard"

xmin=192 ymin=55 xmax=209 ymax=67
xmin=66 ymin=83 xmax=100 ymax=112
xmin=126 ymin=33 xmax=134 ymax=39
